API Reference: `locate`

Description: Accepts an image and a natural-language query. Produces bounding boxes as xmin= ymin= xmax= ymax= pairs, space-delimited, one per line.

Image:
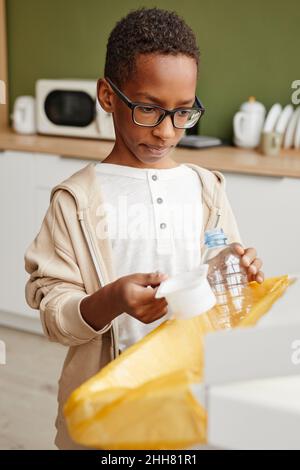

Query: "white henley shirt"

xmin=95 ymin=162 xmax=203 ymax=351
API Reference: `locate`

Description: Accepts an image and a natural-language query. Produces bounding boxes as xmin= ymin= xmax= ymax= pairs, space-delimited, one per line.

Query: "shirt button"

xmin=152 ymin=174 xmax=158 ymax=181
xmin=160 ymin=222 xmax=167 ymax=229
xmin=157 ymin=197 xmax=163 ymax=204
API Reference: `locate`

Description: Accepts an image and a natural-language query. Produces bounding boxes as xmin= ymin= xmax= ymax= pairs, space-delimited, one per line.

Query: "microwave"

xmin=36 ymin=79 xmax=115 ymax=140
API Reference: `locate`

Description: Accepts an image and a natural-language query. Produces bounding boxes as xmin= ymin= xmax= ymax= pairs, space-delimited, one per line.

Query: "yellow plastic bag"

xmin=64 ymin=275 xmax=291 ymax=450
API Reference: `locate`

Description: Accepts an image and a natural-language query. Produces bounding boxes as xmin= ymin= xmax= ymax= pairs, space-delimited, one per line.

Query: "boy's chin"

xmin=135 ymin=144 xmax=174 ymax=165
xmin=136 ymin=154 xmax=167 ymax=166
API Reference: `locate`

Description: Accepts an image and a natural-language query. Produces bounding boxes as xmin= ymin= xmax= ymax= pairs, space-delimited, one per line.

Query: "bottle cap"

xmin=204 ymin=228 xmax=227 ymax=248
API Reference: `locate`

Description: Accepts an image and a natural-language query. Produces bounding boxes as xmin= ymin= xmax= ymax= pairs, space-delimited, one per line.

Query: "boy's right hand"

xmin=114 ymin=272 xmax=169 ymax=324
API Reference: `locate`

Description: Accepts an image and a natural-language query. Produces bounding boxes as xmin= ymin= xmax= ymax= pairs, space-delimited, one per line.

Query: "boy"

xmin=24 ymin=8 xmax=263 ymax=449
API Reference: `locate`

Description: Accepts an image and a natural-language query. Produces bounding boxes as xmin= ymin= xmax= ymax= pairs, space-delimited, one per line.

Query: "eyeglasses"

xmin=99 ymin=77 xmax=205 ymax=129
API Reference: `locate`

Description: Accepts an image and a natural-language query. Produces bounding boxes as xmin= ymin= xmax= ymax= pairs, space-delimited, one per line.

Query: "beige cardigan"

xmin=24 ymin=161 xmax=241 ymax=449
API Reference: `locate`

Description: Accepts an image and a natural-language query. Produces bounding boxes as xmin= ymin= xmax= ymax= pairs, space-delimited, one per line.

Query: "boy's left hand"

xmin=231 ymin=243 xmax=264 ymax=283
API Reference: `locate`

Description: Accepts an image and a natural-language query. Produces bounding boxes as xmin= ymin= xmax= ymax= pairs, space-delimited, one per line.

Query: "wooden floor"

xmin=0 ymin=325 xmax=217 ymax=450
xmin=0 ymin=326 xmax=66 ymax=450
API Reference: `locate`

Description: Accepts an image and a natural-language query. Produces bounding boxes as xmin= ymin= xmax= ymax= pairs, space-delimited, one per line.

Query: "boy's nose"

xmin=152 ymin=115 xmax=176 ymax=140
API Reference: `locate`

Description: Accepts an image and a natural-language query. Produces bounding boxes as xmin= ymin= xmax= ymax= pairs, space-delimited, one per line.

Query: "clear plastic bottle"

xmin=203 ymin=228 xmax=253 ymax=329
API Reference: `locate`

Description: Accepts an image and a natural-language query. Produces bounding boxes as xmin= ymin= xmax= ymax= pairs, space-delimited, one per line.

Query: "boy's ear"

xmin=97 ymin=78 xmax=114 ymax=112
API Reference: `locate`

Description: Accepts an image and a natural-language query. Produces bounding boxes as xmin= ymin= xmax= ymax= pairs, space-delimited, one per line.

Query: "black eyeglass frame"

xmin=97 ymin=77 xmax=205 ymax=129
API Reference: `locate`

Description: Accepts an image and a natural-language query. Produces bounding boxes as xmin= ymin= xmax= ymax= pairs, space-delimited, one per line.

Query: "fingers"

xmin=231 ymin=243 xmax=245 ymax=256
xmin=256 ymin=271 xmax=264 ymax=283
xmin=134 ymin=271 xmax=168 ymax=288
xmin=248 ymin=270 xmax=264 ymax=283
xmin=136 ymin=299 xmax=169 ymax=324
xmin=247 ymin=257 xmax=264 ymax=283
xmin=241 ymin=247 xmax=257 ymax=267
xmin=248 ymin=257 xmax=262 ymax=275
xmin=135 ymin=285 xmax=158 ymax=305
xmin=231 ymin=245 xmax=264 ymax=284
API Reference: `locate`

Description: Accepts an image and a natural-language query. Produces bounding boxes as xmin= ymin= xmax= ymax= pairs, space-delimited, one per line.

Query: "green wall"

xmin=6 ymin=0 xmax=300 ymax=141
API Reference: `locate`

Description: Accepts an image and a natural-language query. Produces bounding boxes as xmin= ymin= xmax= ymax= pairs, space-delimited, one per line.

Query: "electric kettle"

xmin=11 ymin=96 xmax=37 ymax=134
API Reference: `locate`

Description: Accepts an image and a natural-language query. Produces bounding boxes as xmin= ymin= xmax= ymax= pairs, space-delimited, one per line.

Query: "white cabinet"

xmin=33 ymin=153 xmax=88 ymax=232
xmin=0 ymin=151 xmax=89 ymax=331
xmin=0 ymin=151 xmax=36 ymax=320
xmin=224 ymin=173 xmax=300 ymax=276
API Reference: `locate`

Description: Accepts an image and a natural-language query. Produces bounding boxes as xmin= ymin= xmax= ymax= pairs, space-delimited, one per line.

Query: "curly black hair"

xmin=104 ymin=7 xmax=200 ymax=87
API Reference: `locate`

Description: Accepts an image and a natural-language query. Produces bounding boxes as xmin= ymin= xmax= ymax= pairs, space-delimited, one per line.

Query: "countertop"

xmin=1 ymin=127 xmax=300 ymax=178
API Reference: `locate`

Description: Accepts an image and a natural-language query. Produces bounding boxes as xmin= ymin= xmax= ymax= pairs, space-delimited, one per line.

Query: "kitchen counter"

xmin=1 ymin=127 xmax=300 ymax=178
